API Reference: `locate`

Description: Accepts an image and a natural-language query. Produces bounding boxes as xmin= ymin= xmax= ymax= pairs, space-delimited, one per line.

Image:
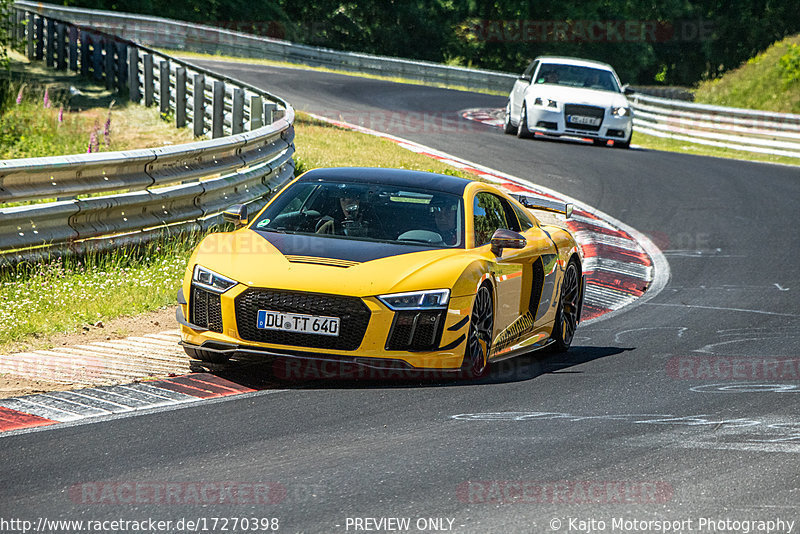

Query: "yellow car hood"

xmin=190 ymin=229 xmax=474 ymax=297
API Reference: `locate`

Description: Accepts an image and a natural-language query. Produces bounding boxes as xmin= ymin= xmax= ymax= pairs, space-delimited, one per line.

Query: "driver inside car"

xmin=315 ymin=188 xmax=383 ymax=238
xmin=431 ymin=199 xmax=459 ymax=246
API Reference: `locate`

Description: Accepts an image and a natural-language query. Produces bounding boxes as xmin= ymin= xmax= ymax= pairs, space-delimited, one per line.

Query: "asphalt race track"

xmin=4 ymin=60 xmax=800 ymax=533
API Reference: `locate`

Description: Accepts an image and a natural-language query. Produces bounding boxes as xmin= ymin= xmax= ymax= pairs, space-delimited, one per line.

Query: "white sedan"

xmin=504 ymin=56 xmax=634 ymax=148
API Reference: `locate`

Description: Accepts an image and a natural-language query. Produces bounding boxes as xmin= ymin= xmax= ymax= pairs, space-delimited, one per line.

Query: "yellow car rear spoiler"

xmin=513 ymin=194 xmax=573 ymax=219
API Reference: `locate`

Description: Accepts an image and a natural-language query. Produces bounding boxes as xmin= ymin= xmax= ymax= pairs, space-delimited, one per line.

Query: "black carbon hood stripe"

xmin=254 ymin=231 xmax=439 ymax=263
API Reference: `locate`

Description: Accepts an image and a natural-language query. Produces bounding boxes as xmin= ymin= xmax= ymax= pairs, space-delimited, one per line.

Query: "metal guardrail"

xmin=3 ymin=3 xmax=795 ymax=264
xmin=630 ymin=93 xmax=800 ymax=159
xmin=13 ymin=1 xmax=519 ymax=94
xmin=1 ymin=7 xmax=296 ymax=263
xmin=15 ymin=1 xmax=800 ymax=161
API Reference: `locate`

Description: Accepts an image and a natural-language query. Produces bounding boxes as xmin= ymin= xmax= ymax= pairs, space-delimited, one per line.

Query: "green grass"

xmin=0 ymin=111 xmax=472 ymax=354
xmin=0 ymin=50 xmax=195 ymax=163
xmin=175 ymin=49 xmax=799 ymax=167
xmin=7 ymin=35 xmax=797 ymax=353
xmin=632 ymin=34 xmax=800 ymax=166
xmin=632 ymin=131 xmax=799 ymax=167
xmin=164 ymin=49 xmax=508 ymax=96
xmin=293 ymin=112 xmax=471 ymax=176
xmin=693 ymin=34 xmax=800 ymax=113
xmin=0 ymin=234 xmax=201 ymax=352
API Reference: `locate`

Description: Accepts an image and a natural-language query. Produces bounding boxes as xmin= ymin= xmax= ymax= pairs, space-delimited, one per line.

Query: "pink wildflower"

xmin=103 ymin=101 xmax=114 ymax=148
xmin=103 ymin=114 xmax=112 ymax=147
xmin=88 ymin=120 xmax=100 ymax=153
xmin=43 ymin=88 xmax=51 ymax=108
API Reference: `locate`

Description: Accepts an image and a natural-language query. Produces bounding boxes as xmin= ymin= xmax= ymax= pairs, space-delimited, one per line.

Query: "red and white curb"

xmin=0 ymin=113 xmax=668 ymax=435
xmin=461 ymin=108 xmax=505 ymax=128
xmin=0 ymin=331 xmax=189 ymax=387
xmin=307 ymin=112 xmax=668 ymax=323
xmin=0 ymin=371 xmax=258 ymax=433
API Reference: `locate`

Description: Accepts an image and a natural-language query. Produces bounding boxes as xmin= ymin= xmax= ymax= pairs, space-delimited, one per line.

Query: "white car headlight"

xmin=534 ymin=97 xmax=558 ymax=109
xmin=611 ymin=107 xmax=631 ymax=117
xmin=378 ymin=289 xmax=450 ymax=310
xmin=192 ymin=265 xmax=237 ymax=293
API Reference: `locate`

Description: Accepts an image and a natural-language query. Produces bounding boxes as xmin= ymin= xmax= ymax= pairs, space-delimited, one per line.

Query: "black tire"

xmin=503 ymin=102 xmax=516 ymax=135
xmin=614 ymin=132 xmax=632 ymax=149
xmin=461 ymin=284 xmax=494 ymax=378
xmin=184 ymin=346 xmax=232 ymax=364
xmin=516 ymin=104 xmax=533 ymax=139
xmin=549 ymin=259 xmax=582 ymax=353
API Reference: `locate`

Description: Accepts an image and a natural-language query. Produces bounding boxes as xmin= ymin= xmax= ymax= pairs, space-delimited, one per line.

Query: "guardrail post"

xmin=34 ymin=15 xmax=43 ymax=60
xmin=116 ymin=43 xmax=127 ymax=94
xmin=232 ymin=88 xmax=244 ymax=134
xmin=56 ymin=23 xmax=66 ymax=71
xmin=26 ymin=12 xmax=34 ymax=59
xmin=68 ymin=26 xmax=78 ymax=72
xmin=175 ymin=67 xmax=187 ymax=128
xmin=18 ymin=9 xmax=26 ymax=44
xmin=128 ymin=47 xmax=140 ymax=102
xmin=104 ymin=39 xmax=115 ymax=89
xmin=143 ymin=53 xmax=154 ymax=106
xmin=212 ymin=81 xmax=224 ymax=138
xmin=92 ymin=37 xmax=104 ymax=81
xmin=249 ymin=95 xmax=263 ymax=130
xmin=79 ymin=31 xmax=90 ymax=76
xmin=193 ymin=74 xmax=206 ymax=137
xmin=159 ymin=59 xmax=171 ymax=115
xmin=45 ymin=18 xmax=55 ymax=68
xmin=263 ymin=102 xmax=277 ymax=125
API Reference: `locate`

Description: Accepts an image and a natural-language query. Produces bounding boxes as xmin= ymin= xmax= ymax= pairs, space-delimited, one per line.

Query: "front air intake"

xmin=190 ymin=285 xmax=223 ymax=333
xmin=385 ymin=310 xmax=446 ymax=351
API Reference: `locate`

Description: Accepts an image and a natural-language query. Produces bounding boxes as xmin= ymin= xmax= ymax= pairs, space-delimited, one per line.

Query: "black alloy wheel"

xmin=462 ymin=285 xmax=494 ymax=378
xmin=550 ymin=260 xmax=581 ymax=352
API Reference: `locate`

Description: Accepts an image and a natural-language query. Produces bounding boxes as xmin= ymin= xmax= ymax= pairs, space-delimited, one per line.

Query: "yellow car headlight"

xmin=192 ymin=265 xmax=237 ymax=293
xmin=378 ymin=289 xmax=450 ymax=310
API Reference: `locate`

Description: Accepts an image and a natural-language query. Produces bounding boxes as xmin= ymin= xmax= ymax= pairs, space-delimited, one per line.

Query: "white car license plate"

xmin=257 ymin=310 xmax=340 ymax=336
xmin=567 ymin=115 xmax=601 ymax=126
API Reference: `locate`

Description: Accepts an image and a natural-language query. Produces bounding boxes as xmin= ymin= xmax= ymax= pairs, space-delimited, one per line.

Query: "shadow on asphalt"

xmin=188 ymin=345 xmax=632 ymax=390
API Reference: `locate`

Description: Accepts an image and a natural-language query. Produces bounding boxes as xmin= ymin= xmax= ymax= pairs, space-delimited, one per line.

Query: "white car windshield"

xmin=535 ymin=64 xmax=620 ymax=93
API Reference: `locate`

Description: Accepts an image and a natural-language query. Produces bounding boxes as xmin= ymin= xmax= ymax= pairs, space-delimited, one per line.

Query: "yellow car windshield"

xmin=252 ymin=181 xmax=464 ymax=248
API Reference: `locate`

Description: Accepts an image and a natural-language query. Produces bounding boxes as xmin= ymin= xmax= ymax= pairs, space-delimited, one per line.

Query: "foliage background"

xmin=0 ymin=0 xmax=12 ymax=68
xmin=58 ymin=0 xmax=800 ymax=86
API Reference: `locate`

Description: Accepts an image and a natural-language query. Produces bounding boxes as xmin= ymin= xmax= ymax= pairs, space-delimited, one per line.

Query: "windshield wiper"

xmin=259 ymin=228 xmax=296 ymax=234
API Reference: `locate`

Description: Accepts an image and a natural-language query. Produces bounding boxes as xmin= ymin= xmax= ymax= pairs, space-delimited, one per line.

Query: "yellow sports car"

xmin=177 ymin=167 xmax=584 ymax=378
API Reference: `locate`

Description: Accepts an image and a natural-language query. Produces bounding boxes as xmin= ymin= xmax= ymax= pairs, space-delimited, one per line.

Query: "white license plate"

xmin=257 ymin=310 xmax=340 ymax=336
xmin=567 ymin=115 xmax=601 ymax=126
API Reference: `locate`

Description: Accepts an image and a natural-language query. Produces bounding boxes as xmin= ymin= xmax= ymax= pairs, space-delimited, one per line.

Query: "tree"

xmin=0 ymin=0 xmax=14 ymax=69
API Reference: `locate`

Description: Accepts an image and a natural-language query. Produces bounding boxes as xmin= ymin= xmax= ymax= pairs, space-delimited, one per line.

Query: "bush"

xmin=779 ymin=44 xmax=800 ymax=86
